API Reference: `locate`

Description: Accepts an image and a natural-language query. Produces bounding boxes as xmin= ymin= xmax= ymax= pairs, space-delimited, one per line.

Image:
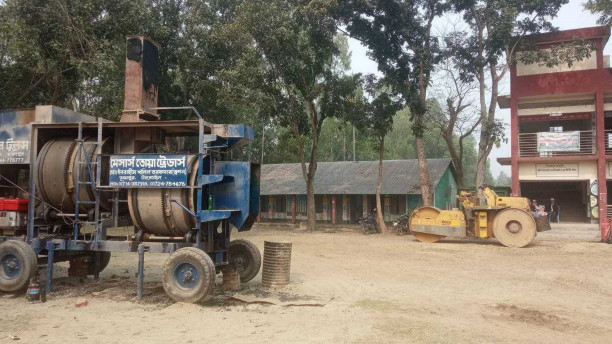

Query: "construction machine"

xmin=409 ymin=186 xmax=551 ymax=247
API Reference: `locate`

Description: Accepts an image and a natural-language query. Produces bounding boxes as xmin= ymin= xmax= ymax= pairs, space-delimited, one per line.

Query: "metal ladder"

xmin=72 ymin=121 xmax=102 ymax=241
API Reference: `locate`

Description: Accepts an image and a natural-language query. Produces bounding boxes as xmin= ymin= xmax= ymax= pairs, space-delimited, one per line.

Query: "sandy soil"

xmin=1 ymin=228 xmax=611 ymax=343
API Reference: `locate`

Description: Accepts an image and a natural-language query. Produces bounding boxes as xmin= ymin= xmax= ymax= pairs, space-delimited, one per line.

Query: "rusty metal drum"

xmin=261 ymin=241 xmax=292 ymax=288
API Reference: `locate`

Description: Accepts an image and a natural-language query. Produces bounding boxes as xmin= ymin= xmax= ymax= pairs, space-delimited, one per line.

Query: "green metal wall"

xmin=434 ymin=168 xmax=457 ymax=209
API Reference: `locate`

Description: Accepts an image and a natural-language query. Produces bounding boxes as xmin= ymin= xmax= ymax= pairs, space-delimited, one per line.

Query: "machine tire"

xmin=228 ymin=239 xmax=261 ymax=283
xmin=493 ymin=208 xmax=536 ymax=248
xmin=86 ymin=252 xmax=111 ymax=275
xmin=0 ymin=240 xmax=37 ymax=292
xmin=162 ymin=248 xmax=216 ymax=303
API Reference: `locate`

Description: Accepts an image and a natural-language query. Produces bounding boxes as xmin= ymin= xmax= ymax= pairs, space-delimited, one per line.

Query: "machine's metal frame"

xmin=0 ymin=112 xmax=257 ymax=296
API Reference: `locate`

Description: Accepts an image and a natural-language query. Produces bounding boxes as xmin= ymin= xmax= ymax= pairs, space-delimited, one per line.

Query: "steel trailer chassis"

xmin=0 ymin=109 xmax=260 ymax=302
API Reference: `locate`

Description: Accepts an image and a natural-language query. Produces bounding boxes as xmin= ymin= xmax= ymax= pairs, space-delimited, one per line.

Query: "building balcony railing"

xmin=518 ymin=130 xmax=596 ymax=157
xmin=605 ymin=130 xmax=612 ymax=155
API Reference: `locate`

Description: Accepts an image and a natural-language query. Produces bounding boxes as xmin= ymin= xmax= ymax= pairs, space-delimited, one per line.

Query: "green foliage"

xmin=0 ymin=0 xmax=488 ymax=184
xmin=495 ymin=170 xmax=511 ymax=186
xmin=584 ymin=0 xmax=612 ymax=25
xmin=337 ymin=1 xmax=449 ymax=127
xmin=446 ymin=0 xmax=570 ymax=83
xmin=518 ymin=38 xmax=595 ymax=68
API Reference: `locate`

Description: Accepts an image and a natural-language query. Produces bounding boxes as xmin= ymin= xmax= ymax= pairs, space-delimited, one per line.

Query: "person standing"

xmin=548 ymin=198 xmax=560 ymax=223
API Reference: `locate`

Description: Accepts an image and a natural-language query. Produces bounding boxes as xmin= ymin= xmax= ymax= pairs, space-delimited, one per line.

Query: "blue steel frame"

xmin=1 ymin=108 xmax=257 ymax=295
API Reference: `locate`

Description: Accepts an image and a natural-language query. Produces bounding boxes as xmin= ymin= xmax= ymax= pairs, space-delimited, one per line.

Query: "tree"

xmin=338 ymin=0 xmax=449 ymax=206
xmin=236 ymin=0 xmax=362 ymax=231
xmin=429 ymin=60 xmax=481 ymax=188
xmin=584 ymin=0 xmax=612 ymax=25
xmin=446 ymin=0 xmax=581 ymax=196
xmin=0 ymin=0 xmax=149 ymax=112
xmin=496 ymin=170 xmax=511 ymax=186
xmin=347 ymin=77 xmax=397 ymax=233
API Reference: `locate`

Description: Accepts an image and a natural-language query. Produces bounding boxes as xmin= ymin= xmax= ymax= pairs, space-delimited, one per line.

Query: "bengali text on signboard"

xmin=0 ymin=138 xmax=29 ymax=164
xmin=109 ymin=154 xmax=189 ymax=187
xmin=537 ymin=131 xmax=580 ymax=152
xmin=535 ymin=163 xmax=579 ymax=177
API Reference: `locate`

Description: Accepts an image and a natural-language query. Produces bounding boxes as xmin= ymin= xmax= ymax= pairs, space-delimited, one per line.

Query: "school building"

xmin=497 ymin=25 xmax=612 ymax=240
xmin=258 ymin=159 xmax=457 ymax=224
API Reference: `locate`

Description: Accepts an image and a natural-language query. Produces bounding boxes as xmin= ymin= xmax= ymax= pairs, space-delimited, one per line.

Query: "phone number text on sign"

xmin=109 ymin=154 xmax=189 ymax=188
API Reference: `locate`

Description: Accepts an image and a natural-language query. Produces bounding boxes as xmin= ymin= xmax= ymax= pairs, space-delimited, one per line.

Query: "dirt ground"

xmin=1 ymin=227 xmax=611 ymax=343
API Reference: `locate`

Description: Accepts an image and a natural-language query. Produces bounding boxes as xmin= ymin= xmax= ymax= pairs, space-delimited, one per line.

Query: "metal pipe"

xmin=94 ymin=117 xmax=103 ymax=244
xmin=141 ymin=106 xmax=205 ymax=121
xmin=26 ymin=127 xmax=38 ymax=244
xmin=137 ymin=243 xmax=145 ymax=300
xmin=195 ymin=119 xmax=204 ymax=248
xmin=56 ymin=213 xmax=88 ymax=217
xmin=73 ymin=122 xmax=83 ymax=240
xmin=46 ymin=241 xmax=54 ymax=293
xmin=170 ymin=199 xmax=196 ymax=218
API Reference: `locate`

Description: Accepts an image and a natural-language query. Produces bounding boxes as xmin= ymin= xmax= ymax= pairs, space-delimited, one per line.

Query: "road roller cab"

xmin=410 ymin=186 xmax=551 ymax=247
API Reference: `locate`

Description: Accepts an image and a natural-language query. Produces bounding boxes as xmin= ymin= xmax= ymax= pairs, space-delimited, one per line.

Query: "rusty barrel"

xmin=262 ymin=241 xmax=292 ymax=288
xmin=222 ymin=269 xmax=241 ymax=291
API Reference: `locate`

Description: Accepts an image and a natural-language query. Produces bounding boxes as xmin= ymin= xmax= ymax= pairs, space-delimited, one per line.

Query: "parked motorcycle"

xmin=393 ymin=213 xmax=411 ymax=235
xmin=359 ymin=214 xmax=378 ymax=234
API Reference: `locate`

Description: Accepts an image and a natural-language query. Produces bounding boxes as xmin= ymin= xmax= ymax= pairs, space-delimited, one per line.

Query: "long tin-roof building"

xmin=259 ymin=158 xmax=457 ymax=223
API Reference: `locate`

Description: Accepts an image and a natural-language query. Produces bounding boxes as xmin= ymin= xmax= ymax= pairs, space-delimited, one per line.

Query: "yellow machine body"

xmin=410 ymin=187 xmax=546 ymax=247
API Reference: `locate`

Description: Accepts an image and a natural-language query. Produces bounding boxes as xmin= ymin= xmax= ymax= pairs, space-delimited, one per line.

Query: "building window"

xmin=550 ymin=126 xmax=563 ymax=133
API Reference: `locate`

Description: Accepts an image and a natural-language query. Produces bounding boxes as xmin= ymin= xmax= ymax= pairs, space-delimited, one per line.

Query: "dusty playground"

xmin=1 ymin=227 xmax=611 ymax=343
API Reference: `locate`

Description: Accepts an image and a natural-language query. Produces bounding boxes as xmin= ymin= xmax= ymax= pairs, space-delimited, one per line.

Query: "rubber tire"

xmin=0 ymin=240 xmax=38 ymax=292
xmin=493 ymin=208 xmax=536 ymax=248
xmin=86 ymin=252 xmax=111 ymax=276
xmin=162 ymin=248 xmax=216 ymax=303
xmin=228 ymin=239 xmax=261 ymax=283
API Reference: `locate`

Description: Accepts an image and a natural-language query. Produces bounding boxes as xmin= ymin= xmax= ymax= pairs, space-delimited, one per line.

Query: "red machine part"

xmin=0 ymin=199 xmax=28 ymax=213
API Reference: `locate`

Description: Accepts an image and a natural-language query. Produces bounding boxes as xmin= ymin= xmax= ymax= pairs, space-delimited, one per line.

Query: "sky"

xmin=347 ymin=0 xmax=609 ymax=179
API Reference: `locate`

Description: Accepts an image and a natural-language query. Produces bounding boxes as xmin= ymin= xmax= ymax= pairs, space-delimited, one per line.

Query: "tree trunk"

xmin=260 ymin=126 xmax=265 ymax=164
xmin=306 ymin=176 xmax=316 ymax=231
xmin=455 ymin=168 xmax=464 ymax=190
xmin=416 ymin=135 xmax=433 ymax=205
xmin=376 ymin=137 xmax=388 ymax=233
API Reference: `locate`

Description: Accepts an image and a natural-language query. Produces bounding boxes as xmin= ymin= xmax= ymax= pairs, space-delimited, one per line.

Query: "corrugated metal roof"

xmin=260 ymin=159 xmax=454 ymax=195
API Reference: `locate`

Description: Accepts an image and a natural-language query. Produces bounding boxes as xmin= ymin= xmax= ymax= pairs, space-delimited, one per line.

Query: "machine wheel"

xmin=493 ymin=208 xmax=536 ymax=248
xmin=86 ymin=252 xmax=111 ymax=275
xmin=228 ymin=239 xmax=261 ymax=283
xmin=410 ymin=206 xmax=444 ymax=243
xmin=0 ymin=240 xmax=37 ymax=292
xmin=162 ymin=248 xmax=216 ymax=303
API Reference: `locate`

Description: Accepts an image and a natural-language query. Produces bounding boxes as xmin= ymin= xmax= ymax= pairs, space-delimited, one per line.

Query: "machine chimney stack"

xmin=121 ymin=35 xmax=160 ymax=122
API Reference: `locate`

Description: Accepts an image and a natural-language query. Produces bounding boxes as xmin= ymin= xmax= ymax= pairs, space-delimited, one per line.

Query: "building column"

xmin=596 ymin=90 xmax=609 ymax=241
xmin=362 ymin=195 xmax=368 ymax=216
xmin=268 ymin=196 xmax=275 ymax=219
xmin=331 ymin=195 xmax=336 ymax=224
xmin=510 ymin=93 xmax=520 ymax=196
xmin=342 ymin=196 xmax=349 ymax=222
xmin=291 ymin=195 xmax=296 ymax=224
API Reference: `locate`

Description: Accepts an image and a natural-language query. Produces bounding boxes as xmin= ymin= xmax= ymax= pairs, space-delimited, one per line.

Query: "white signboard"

xmin=608 ymin=133 xmax=612 ymax=148
xmin=0 ymin=138 xmax=29 ymax=164
xmin=535 ymin=163 xmax=579 ymax=177
xmin=537 ymin=131 xmax=580 ymax=152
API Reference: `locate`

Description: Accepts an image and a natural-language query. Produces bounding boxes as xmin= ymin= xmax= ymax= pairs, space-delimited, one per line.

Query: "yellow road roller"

xmin=409 ymin=186 xmax=551 ymax=247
